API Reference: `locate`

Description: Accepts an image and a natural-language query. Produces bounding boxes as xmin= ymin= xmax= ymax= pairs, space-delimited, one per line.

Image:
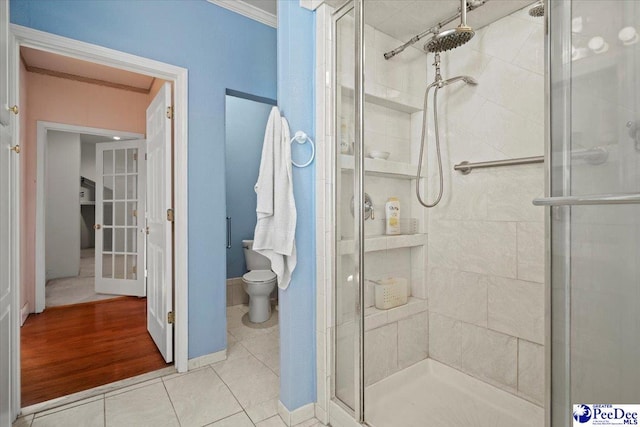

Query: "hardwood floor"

xmin=21 ymin=297 xmax=170 ymax=407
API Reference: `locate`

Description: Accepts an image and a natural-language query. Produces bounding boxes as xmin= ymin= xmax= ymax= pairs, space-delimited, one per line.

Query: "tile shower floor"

xmin=366 ymin=358 xmax=543 ymax=427
xmin=14 ymin=304 xmax=321 ymax=427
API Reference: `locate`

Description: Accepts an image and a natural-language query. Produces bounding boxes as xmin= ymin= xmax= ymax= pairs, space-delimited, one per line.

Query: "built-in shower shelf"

xmin=335 ymin=297 xmax=428 ymax=336
xmin=364 ymin=297 xmax=428 ymax=331
xmin=340 ymin=155 xmax=422 ymax=180
xmin=338 ymin=233 xmax=426 ymax=254
xmin=340 ymin=85 xmax=422 ymax=113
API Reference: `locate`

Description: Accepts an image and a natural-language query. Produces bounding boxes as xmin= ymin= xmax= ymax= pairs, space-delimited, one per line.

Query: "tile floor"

xmin=13 ymin=305 xmax=322 ymax=427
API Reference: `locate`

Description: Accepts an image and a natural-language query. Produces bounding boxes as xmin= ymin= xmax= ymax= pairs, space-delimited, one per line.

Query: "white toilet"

xmin=241 ymin=240 xmax=277 ymax=323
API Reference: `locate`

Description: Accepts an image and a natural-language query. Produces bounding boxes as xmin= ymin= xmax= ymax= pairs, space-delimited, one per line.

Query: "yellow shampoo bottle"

xmin=385 ymin=197 xmax=401 ymax=235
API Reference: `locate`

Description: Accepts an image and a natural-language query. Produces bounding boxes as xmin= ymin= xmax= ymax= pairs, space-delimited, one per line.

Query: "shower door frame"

xmin=546 ymin=0 xmax=573 ymax=425
xmin=330 ymin=0 xmax=367 ymax=424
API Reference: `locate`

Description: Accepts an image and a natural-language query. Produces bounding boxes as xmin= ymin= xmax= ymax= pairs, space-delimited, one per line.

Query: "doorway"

xmin=10 ymin=28 xmax=188 ymax=412
xmin=39 ymin=128 xmax=144 ymax=308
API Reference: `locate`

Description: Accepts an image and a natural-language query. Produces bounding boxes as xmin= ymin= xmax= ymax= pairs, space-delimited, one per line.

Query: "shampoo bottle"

xmin=385 ymin=198 xmax=401 ymax=235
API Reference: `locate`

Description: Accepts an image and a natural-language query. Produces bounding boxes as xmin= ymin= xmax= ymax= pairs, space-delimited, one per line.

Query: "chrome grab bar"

xmin=455 ymin=156 xmax=543 ymax=174
xmin=226 ymin=217 xmax=231 ymax=249
xmin=455 ymin=147 xmax=608 ymax=175
xmin=532 ymin=193 xmax=640 ymax=206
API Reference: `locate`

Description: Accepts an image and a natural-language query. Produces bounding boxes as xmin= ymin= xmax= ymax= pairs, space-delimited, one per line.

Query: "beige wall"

xmin=21 ymin=71 xmax=152 ymax=314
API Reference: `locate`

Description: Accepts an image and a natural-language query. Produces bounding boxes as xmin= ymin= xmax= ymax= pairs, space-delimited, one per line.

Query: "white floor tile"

xmin=228 ymin=324 xmax=271 ymax=341
xmin=32 ymin=399 xmax=104 ymax=427
xmin=253 ymin=348 xmax=280 ymax=376
xmin=256 ymin=415 xmax=287 ymax=427
xmin=35 ymin=395 xmax=104 ymax=418
xmin=294 ymin=419 xmax=323 ymax=427
xmin=207 ymin=411 xmax=254 ymax=427
xmin=224 ymin=370 xmax=280 ymax=409
xmin=104 ymin=378 xmax=163 ymax=398
xmin=213 ymin=355 xmax=273 ymax=384
xmin=241 ymin=330 xmax=280 ymax=355
xmin=105 ymin=382 xmax=179 ymax=427
xmin=163 ymin=367 xmax=242 ymax=427
xmin=245 ymin=398 xmax=279 ymax=424
xmin=12 ymin=414 xmax=33 ymax=427
xmin=227 ymin=341 xmax=251 ymax=361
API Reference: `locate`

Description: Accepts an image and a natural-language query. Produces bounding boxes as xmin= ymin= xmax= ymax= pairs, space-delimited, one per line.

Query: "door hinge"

xmin=167 ymin=311 xmax=175 ymax=324
xmin=166 ymin=106 xmax=174 ymax=119
xmin=167 ymin=208 xmax=175 ymax=222
xmin=146 ymin=226 xmax=150 ymax=235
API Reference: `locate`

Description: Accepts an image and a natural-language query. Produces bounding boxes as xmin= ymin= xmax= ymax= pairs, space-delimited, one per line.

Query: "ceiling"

xmin=325 ymin=0 xmax=537 ymax=43
xmin=21 ymin=46 xmax=155 ymax=93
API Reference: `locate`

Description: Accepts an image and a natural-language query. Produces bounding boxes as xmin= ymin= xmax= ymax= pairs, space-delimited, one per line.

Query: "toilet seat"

xmin=243 ymin=269 xmax=276 ymax=283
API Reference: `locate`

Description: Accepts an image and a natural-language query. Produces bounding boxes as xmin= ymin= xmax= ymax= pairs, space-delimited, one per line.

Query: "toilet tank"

xmin=242 ymin=240 xmax=271 ymax=271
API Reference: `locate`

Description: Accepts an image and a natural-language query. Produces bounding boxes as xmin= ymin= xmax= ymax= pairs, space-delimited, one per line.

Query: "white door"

xmin=1 ymin=0 xmax=18 ymax=423
xmin=146 ymin=82 xmax=173 ymax=363
xmin=0 ymin=125 xmax=15 ymax=427
xmin=95 ymin=140 xmax=146 ymax=296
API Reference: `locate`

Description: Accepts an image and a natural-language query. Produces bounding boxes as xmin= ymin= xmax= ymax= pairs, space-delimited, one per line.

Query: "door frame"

xmin=9 ymin=24 xmax=190 ymax=411
xmin=35 ymin=122 xmax=145 ymax=312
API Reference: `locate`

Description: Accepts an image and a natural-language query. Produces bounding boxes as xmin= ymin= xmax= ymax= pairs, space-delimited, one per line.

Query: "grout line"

xmin=160 ymin=380 xmax=183 ymax=427
xmin=203 ymin=409 xmax=248 ymax=426
xmin=209 ymin=364 xmax=245 ymax=415
xmin=103 ymin=396 xmax=106 ymax=427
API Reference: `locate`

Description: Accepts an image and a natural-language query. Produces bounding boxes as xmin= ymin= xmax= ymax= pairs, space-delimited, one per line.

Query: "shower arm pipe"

xmin=383 ymin=0 xmax=488 ymax=60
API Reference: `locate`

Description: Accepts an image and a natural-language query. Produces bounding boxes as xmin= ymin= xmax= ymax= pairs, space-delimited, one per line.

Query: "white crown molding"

xmin=300 ymin=0 xmax=323 ymax=11
xmin=207 ymin=0 xmax=277 ymax=28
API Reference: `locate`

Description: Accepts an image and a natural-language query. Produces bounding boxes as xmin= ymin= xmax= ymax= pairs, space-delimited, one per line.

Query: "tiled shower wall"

xmin=317 ymin=4 xmax=546 ymax=418
xmin=424 ymin=8 xmax=545 ymax=405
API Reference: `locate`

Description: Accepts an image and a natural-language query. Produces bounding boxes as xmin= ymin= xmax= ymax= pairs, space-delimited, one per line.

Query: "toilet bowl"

xmin=241 ymin=240 xmax=277 ymax=323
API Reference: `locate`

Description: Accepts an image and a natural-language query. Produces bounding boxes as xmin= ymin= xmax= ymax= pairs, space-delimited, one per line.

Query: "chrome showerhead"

xmin=424 ymin=26 xmax=475 ymax=53
xmin=529 ymin=3 xmax=544 ymax=17
xmin=462 ymin=76 xmax=478 ymax=85
xmin=440 ymin=75 xmax=479 ymax=87
xmin=424 ymin=0 xmax=475 ymax=53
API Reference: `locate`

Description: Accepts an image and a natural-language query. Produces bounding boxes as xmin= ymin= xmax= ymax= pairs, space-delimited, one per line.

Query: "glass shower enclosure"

xmin=542 ymin=0 xmax=640 ymax=424
xmin=332 ymin=0 xmax=640 ymax=425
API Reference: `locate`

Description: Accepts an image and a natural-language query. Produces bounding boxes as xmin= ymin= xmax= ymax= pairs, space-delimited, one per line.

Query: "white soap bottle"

xmin=385 ymin=198 xmax=401 ymax=235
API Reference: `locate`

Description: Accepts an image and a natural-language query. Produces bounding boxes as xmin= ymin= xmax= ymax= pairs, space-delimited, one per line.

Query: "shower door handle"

xmin=226 ymin=217 xmax=231 ymax=249
xmin=532 ymin=193 xmax=640 ymax=206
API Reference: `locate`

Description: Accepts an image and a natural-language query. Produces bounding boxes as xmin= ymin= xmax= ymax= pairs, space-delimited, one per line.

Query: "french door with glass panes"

xmin=95 ymin=140 xmax=146 ymax=296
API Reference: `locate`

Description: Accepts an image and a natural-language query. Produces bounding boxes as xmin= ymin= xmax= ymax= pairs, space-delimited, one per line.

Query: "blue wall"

xmin=10 ymin=0 xmax=277 ymax=359
xmin=277 ymin=0 xmax=316 ymax=411
xmin=224 ymin=95 xmax=273 ymax=278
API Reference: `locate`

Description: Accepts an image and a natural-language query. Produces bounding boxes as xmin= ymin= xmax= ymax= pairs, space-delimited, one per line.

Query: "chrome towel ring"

xmin=291 ymin=131 xmax=315 ymax=168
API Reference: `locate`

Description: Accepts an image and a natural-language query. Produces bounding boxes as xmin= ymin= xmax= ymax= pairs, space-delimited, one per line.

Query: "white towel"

xmin=253 ymin=107 xmax=297 ymax=289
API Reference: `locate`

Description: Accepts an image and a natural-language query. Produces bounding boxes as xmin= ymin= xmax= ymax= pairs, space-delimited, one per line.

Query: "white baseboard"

xmin=20 ymin=303 xmax=29 ymax=326
xmin=315 ymin=403 xmax=328 ymax=424
xmin=278 ymin=401 xmax=316 ymax=426
xmin=187 ymin=349 xmax=226 ymax=370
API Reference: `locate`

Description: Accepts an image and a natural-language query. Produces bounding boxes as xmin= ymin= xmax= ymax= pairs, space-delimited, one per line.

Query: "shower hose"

xmin=416 ymin=82 xmax=444 ymax=208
